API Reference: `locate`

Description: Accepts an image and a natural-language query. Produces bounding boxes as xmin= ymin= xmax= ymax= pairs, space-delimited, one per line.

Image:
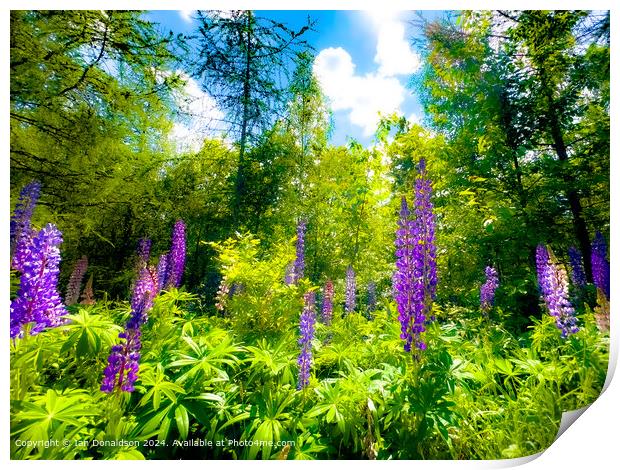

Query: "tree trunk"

xmin=233 ymin=11 xmax=253 ymax=226
xmin=543 ymin=84 xmax=593 ymax=282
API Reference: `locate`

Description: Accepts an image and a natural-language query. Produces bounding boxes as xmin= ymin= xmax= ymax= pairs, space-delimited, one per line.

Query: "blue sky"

xmin=144 ymin=10 xmax=446 ymax=148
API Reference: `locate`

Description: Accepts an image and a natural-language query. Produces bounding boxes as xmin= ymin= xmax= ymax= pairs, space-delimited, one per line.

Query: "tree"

xmin=501 ymin=10 xmax=609 ymax=281
xmin=10 ymin=10 xmax=184 ymax=296
xmin=416 ymin=10 xmax=609 ymax=306
xmin=285 ymin=51 xmax=330 ymax=201
xmin=191 ymin=10 xmax=313 ymax=225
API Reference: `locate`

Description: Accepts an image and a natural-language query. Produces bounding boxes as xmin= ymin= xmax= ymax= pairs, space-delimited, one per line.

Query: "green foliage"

xmin=9 ymin=270 xmax=609 ymax=460
xmin=209 ymin=233 xmax=307 ymax=337
xmin=415 ymin=10 xmax=609 ymax=315
xmin=61 ymin=308 xmax=123 ymax=358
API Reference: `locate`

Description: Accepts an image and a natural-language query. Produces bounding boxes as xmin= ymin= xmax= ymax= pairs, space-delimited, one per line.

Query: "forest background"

xmin=9 ymin=7 xmax=610 ymax=319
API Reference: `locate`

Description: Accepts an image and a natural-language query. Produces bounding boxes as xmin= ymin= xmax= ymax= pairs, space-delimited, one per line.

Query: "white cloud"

xmin=364 ymin=10 xmax=421 ymax=76
xmin=313 ymin=47 xmax=406 ymax=136
xmin=178 ymin=10 xmax=194 ymax=23
xmin=313 ymin=12 xmax=420 ymax=137
xmin=374 ymin=20 xmax=421 ymax=76
xmin=168 ymin=71 xmax=225 ymax=153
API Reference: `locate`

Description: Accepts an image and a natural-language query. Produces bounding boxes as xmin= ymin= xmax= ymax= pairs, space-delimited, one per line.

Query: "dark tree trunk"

xmin=544 ymin=85 xmax=593 ymax=282
xmin=233 ymin=11 xmax=253 ymax=226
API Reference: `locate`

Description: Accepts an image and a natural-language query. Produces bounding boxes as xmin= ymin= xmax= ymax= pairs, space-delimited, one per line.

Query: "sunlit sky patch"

xmin=144 ymin=9 xmax=445 ymax=148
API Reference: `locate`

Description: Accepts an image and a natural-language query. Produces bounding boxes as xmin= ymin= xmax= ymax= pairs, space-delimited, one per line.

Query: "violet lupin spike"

xmin=10 ymin=181 xmax=42 ymax=272
xmin=591 ymin=232 xmax=610 ymax=300
xmin=394 ymin=196 xmax=416 ymax=352
xmin=480 ymin=266 xmax=499 ymax=315
xmin=395 ymin=159 xmax=437 ymax=354
xmin=136 ymin=238 xmax=152 ymax=272
xmin=322 ymin=280 xmax=334 ymax=325
xmin=297 ymin=291 xmax=316 ymax=390
xmin=101 ymin=266 xmax=158 ymax=393
xmin=294 ymin=219 xmax=307 ymax=283
xmin=568 ymin=247 xmax=587 ymax=290
xmin=536 ymin=245 xmax=579 ymax=338
xmin=10 ymin=224 xmax=67 ymax=338
xmin=165 ymin=220 xmax=186 ymax=289
xmin=157 ymin=253 xmax=169 ymax=292
xmin=66 ymin=255 xmax=88 ymax=305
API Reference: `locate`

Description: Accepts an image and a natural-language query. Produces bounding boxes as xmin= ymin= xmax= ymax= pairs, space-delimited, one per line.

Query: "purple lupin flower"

xmin=10 ymin=181 xmax=42 ymax=272
xmin=568 ymin=247 xmax=587 ymax=290
xmin=165 ymin=220 xmax=186 ymax=289
xmin=136 ymin=238 xmax=151 ymax=272
xmin=591 ymin=232 xmax=610 ymax=300
xmin=285 ymin=219 xmax=307 ymax=285
xmin=536 ymin=244 xmax=579 ymax=338
xmin=294 ymin=219 xmax=307 ymax=282
xmin=345 ymin=265 xmax=356 ymax=314
xmin=297 ymin=291 xmax=316 ymax=390
xmin=10 ymin=224 xmax=67 ymax=338
xmin=129 ymin=266 xmax=158 ymax=327
xmin=322 ymin=280 xmax=334 ymax=325
xmin=394 ymin=197 xmax=418 ymax=352
xmin=395 ymin=159 xmax=436 ymax=354
xmin=100 ymin=329 xmax=142 ymax=393
xmin=480 ymin=266 xmax=499 ymax=315
xmin=156 ymin=253 xmax=169 ymax=292
xmin=215 ymin=277 xmax=230 ymax=312
xmin=536 ymin=245 xmax=550 ymax=294
xmin=101 ymin=266 xmax=158 ymax=393
xmin=413 ymin=159 xmax=437 ymax=305
xmin=65 ymin=255 xmax=88 ymax=305
xmin=230 ymin=282 xmax=244 ymax=296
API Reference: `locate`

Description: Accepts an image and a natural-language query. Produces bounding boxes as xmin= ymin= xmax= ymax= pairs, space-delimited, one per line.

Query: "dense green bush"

xmin=10 ymin=281 xmax=609 ymax=460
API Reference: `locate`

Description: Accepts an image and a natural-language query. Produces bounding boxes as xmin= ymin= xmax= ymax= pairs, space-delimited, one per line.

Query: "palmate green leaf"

xmin=241 ymin=387 xmax=296 ymax=459
xmin=41 ymin=421 xmax=86 ymax=459
xmin=168 ymin=334 xmax=244 ymax=384
xmin=61 ymin=309 xmax=122 ymax=357
xmin=138 ymin=364 xmax=186 ymax=411
xmin=185 ymin=383 xmax=243 ymax=429
xmin=220 ymin=411 xmax=251 ymax=431
xmin=134 ymin=393 xmax=215 ymax=443
xmin=449 ymin=358 xmax=477 ymax=382
xmin=11 ymin=332 xmax=62 ymax=372
xmin=327 ymin=405 xmax=346 ymax=434
xmin=493 ymin=357 xmax=514 ymax=376
xmin=250 ymin=420 xmax=273 ymax=459
xmin=304 ymin=403 xmax=332 ymax=419
xmin=11 ymin=388 xmax=98 ymax=455
xmin=191 ymin=392 xmax=225 ymax=404
xmin=308 ymin=380 xmax=349 ymax=435
xmin=132 ymin=403 xmax=175 ymax=440
xmin=286 ymin=431 xmax=330 ymax=460
xmin=245 ymin=337 xmax=297 ymax=385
